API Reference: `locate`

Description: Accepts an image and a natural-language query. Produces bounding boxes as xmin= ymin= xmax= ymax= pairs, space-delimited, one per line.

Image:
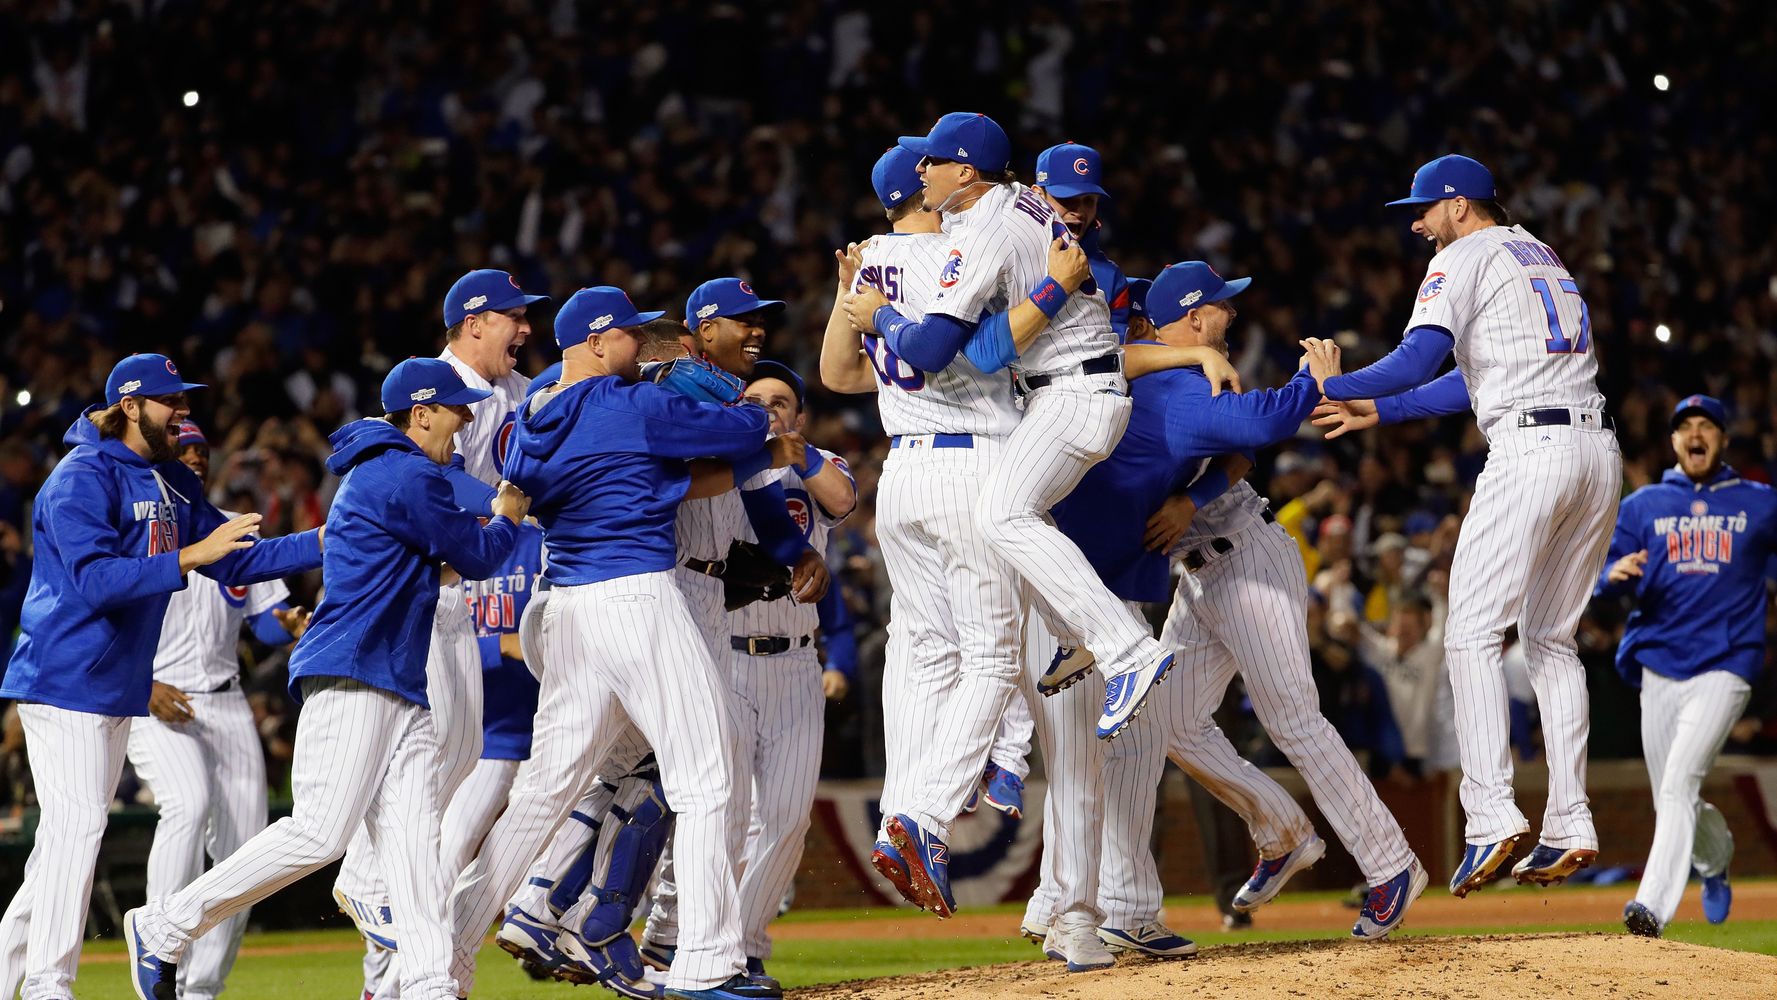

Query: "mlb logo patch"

xmin=1418 ymin=272 xmax=1448 ymax=301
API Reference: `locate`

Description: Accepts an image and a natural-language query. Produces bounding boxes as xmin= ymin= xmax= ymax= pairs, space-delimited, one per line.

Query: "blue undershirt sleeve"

xmin=1322 ymin=326 xmax=1455 ymax=401
xmin=1375 ymin=369 xmax=1472 ymax=424
xmin=877 ymin=307 xmax=978 ymax=373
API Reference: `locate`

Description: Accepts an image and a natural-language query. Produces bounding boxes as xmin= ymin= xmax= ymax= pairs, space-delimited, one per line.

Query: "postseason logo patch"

xmin=1418 ymin=272 xmax=1448 ymax=302
xmin=939 ymin=249 xmax=964 ymax=288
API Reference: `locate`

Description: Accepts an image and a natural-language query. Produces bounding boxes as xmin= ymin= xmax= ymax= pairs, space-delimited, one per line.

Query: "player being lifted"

xmin=1311 ymin=154 xmax=1620 ymax=897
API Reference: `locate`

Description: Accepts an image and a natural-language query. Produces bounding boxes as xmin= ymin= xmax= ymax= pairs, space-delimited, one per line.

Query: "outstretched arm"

xmin=1320 ymin=325 xmax=1454 ymax=401
xmin=820 ymin=244 xmax=878 ymax=394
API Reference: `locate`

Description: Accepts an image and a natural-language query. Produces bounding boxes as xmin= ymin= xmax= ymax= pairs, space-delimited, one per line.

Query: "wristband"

xmin=795 ymin=443 xmax=826 ymax=478
xmin=731 ymin=446 xmax=773 ymax=485
xmin=1029 ymin=276 xmax=1069 ymax=319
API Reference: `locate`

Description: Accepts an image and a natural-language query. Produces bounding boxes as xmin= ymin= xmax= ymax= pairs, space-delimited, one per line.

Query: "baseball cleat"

xmin=1097 ymin=922 xmax=1198 ymax=958
xmin=871 ymin=838 xmax=915 ymax=903
xmin=1020 ymin=919 xmax=1049 ymax=944
xmin=1703 ymin=871 xmax=1732 ymax=924
xmin=639 ymin=938 xmax=677 ymax=971
xmin=558 ymin=927 xmax=659 ymax=995
xmin=982 ymin=763 xmax=1025 ymax=819
xmin=1623 ymin=901 xmax=1662 ymax=938
xmin=1096 ymin=653 xmax=1174 ymax=740
xmin=124 ymin=908 xmax=178 ymax=1000
xmin=746 ymin=957 xmax=781 ymax=991
xmin=886 ymin=813 xmax=956 ymax=918
xmin=1351 ymin=860 xmax=1428 ymax=940
xmin=1448 ymin=834 xmax=1524 ymax=897
xmin=496 ymin=907 xmax=595 ymax=986
xmin=1042 ymin=912 xmax=1115 ymax=972
xmin=332 ymin=887 xmax=399 ymax=952
xmin=664 ymin=973 xmax=783 ymax=999
xmin=1511 ymin=844 xmax=1597 ymax=886
xmin=1037 ymin=645 xmax=1096 ymax=696
xmin=1232 ymin=835 xmax=1327 ymax=912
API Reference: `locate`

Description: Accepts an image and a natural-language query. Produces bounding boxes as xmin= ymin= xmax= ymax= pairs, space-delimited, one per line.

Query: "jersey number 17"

xmin=1530 ymin=277 xmax=1591 ymax=354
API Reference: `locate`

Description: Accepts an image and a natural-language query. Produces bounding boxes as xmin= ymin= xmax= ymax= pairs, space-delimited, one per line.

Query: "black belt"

xmin=1018 ymin=352 xmax=1121 ymax=393
xmin=684 ymin=557 xmax=725 ymax=577
xmin=1182 ymin=509 xmax=1274 ymax=571
xmin=206 ymin=677 xmax=236 ymax=694
xmin=1517 ymin=408 xmax=1615 ymax=430
xmin=731 ymin=634 xmax=815 ymax=656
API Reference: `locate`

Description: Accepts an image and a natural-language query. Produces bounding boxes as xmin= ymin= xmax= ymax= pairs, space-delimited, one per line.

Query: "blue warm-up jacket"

xmin=504 ymin=375 xmax=769 ymax=586
xmin=1 ymin=410 xmax=322 ymax=717
xmin=288 ymin=419 xmax=519 ymax=708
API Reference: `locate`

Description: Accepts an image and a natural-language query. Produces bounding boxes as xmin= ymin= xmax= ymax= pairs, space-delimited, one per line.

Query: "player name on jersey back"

xmin=855 ymin=231 xmax=1020 ymax=438
xmin=1412 ymin=224 xmax=1605 ymax=436
xmin=928 ymin=182 xmax=1119 ymax=376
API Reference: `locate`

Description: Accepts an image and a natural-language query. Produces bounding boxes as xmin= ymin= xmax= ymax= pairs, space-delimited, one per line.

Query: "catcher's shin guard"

xmin=573 ymin=775 xmax=675 ymax=944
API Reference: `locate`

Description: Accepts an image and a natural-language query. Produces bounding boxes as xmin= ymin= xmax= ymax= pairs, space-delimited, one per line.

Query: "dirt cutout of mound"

xmin=788 ymin=933 xmax=1777 ymax=1000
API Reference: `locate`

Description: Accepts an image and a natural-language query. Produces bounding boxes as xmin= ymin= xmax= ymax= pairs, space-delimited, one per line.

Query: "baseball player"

xmin=333 ymin=269 xmax=548 ymax=994
xmin=125 ymin=358 xmax=528 ymax=1000
xmin=0 ymin=355 xmax=320 ymax=1000
xmin=1596 ymin=396 xmax=1775 ymax=937
xmin=120 ymin=419 xmax=309 ymax=1000
xmin=1033 ymin=142 xmax=1130 ymax=337
xmin=725 ymin=361 xmax=857 ymax=982
xmin=1313 ymin=154 xmax=1620 ymax=895
xmin=443 ymin=286 xmax=793 ymax=1000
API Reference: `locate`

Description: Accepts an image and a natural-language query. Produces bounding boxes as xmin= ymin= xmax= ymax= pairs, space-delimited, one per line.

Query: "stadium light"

xmin=14 ymin=390 xmax=29 ymax=406
xmin=1654 ymin=323 xmax=1672 ymax=343
xmin=182 ymin=90 xmax=200 ymax=108
xmin=1653 ymin=74 xmax=1670 ymax=92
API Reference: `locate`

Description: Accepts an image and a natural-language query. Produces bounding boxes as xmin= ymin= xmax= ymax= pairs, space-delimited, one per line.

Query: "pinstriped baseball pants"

xmin=1445 ymin=424 xmax=1619 ymax=847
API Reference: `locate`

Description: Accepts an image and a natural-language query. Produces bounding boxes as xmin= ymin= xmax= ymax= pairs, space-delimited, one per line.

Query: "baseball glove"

xmin=720 ymin=539 xmax=793 ymax=611
xmin=643 ymin=356 xmax=745 ymax=406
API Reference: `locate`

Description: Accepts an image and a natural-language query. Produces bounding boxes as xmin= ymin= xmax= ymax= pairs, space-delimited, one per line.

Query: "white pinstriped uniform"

xmin=1634 ymin=670 xmax=1746 ymax=924
xmin=724 ymin=451 xmax=848 ymax=959
xmin=438 ymin=348 xmax=529 ymax=485
xmin=446 ymin=571 xmax=744 ymax=993
xmin=990 ymin=693 xmax=1034 ymax=780
xmin=123 ymin=573 xmax=285 ymax=1000
xmin=927 ymin=184 xmax=1168 ymax=696
xmin=1416 ymin=225 xmax=1619 ymax=847
xmin=852 ymin=227 xmax=1027 ymax=846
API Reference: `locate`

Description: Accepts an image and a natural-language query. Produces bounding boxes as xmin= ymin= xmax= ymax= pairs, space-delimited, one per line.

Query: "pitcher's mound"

xmin=789 ymin=933 xmax=1776 ymax=999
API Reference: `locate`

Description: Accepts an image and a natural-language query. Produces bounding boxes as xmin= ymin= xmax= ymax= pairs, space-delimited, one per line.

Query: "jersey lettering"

xmin=1530 ymin=276 xmax=1591 ymax=354
xmin=863 ymin=334 xmax=925 ymax=391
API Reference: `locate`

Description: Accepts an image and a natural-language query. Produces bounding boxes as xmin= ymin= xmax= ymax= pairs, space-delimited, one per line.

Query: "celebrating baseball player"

xmin=444 ymin=286 xmax=795 ymax=1000
xmin=1312 ymin=153 xmax=1620 ymax=895
xmin=119 ymin=419 xmax=309 ymax=1000
xmin=0 ymin=355 xmax=321 ymax=1000
xmin=1034 ymin=141 xmax=1131 ymax=337
xmin=125 ymin=357 xmax=525 ymax=1000
xmin=1596 ymin=395 xmax=1775 ymax=938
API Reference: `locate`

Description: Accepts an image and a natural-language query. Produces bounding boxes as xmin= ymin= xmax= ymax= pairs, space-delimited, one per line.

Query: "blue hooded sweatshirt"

xmin=1 ymin=409 xmax=323 ymax=716
xmin=504 ymin=375 xmax=769 ymax=586
xmin=288 ymin=419 xmax=519 ymax=707
xmin=1595 ymin=464 xmax=1777 ymax=687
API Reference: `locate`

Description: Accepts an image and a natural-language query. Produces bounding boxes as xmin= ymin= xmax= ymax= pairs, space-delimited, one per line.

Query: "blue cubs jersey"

xmin=1596 ymin=465 xmax=1777 ymax=686
xmin=471 ymin=521 xmax=544 ymax=760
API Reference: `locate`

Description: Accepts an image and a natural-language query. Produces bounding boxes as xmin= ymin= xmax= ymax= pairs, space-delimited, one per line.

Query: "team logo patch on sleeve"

xmin=939 ymin=250 xmax=964 ymax=288
xmin=1418 ymin=272 xmax=1448 ymax=301
xmin=221 ymin=583 xmax=250 ymax=607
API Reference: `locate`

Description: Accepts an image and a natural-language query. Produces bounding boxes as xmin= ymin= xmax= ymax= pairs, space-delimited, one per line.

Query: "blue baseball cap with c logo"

xmin=1035 ymin=142 xmax=1109 ymax=200
xmin=555 ymin=287 xmax=666 ymax=351
xmin=380 ymin=358 xmax=493 ymax=413
xmin=897 ymin=112 xmax=1011 ymax=173
xmin=1670 ymin=394 xmax=1726 ymax=430
xmin=1146 ymin=262 xmax=1252 ymax=329
xmin=442 ymin=269 xmax=549 ymax=328
xmin=105 ymin=354 xmax=206 ymax=406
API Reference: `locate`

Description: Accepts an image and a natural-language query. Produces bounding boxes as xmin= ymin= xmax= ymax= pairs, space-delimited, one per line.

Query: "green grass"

xmin=62 ymin=901 xmax=1777 ymax=999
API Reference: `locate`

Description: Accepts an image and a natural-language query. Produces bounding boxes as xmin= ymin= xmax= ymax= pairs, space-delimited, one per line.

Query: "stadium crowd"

xmin=2 ymin=0 xmax=1776 ymax=812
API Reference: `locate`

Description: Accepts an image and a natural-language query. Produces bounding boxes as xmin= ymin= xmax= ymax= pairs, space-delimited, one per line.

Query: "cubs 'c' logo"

xmin=1073 ymin=157 xmax=1091 ymax=175
xmin=165 ymin=358 xmax=181 ymax=376
xmin=1419 ymin=272 xmax=1448 ymax=301
xmin=493 ymin=410 xmax=518 ymax=469
xmin=739 ymin=280 xmax=755 ymax=295
xmin=939 ymin=250 xmax=964 ymax=288
xmin=509 ymin=273 xmax=524 ymax=290
xmin=1691 ymin=500 xmax=1709 ymax=516
xmin=220 ymin=583 xmax=250 ymax=607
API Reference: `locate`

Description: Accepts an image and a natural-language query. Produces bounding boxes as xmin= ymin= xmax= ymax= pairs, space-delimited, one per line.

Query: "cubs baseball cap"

xmin=871 ymin=147 xmax=925 ymax=210
xmin=1386 ymin=154 xmax=1496 ymax=207
xmin=442 ymin=269 xmax=550 ymax=328
xmin=1145 ymin=262 xmax=1253 ymax=329
xmin=685 ymin=278 xmax=786 ymax=327
xmin=1670 ymin=393 xmax=1726 ymax=430
xmin=176 ymin=419 xmax=208 ymax=449
xmin=380 ymin=357 xmax=494 ymax=413
xmin=1125 ymin=277 xmax=1152 ymax=319
xmin=1035 ymin=142 xmax=1109 ymax=200
xmin=555 ymin=286 xmax=666 ymax=350
xmin=897 ymin=112 xmax=1011 ymax=173
xmin=747 ymin=360 xmax=806 ymax=407
xmin=105 ymin=354 xmax=206 ymax=406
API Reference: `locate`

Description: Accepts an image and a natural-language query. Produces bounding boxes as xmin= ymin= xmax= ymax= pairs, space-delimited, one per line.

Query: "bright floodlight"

xmin=1654 ymin=324 xmax=1672 ymax=343
xmin=182 ymin=90 xmax=200 ymax=107
xmin=1653 ymin=74 xmax=1670 ymax=92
